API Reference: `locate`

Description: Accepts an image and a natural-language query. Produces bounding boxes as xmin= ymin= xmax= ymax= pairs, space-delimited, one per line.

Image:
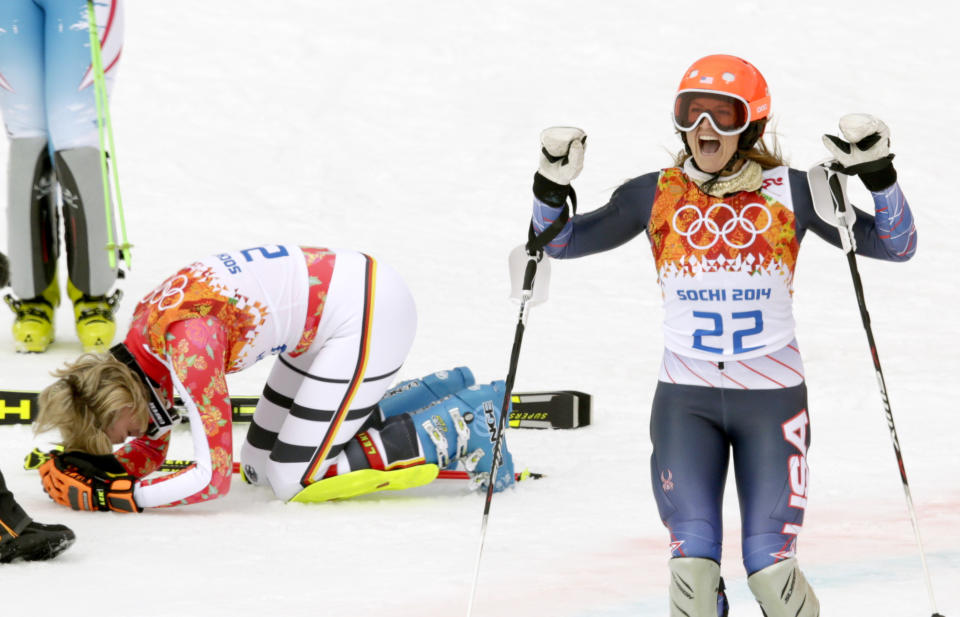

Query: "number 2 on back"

xmin=240 ymin=245 xmax=289 ymax=262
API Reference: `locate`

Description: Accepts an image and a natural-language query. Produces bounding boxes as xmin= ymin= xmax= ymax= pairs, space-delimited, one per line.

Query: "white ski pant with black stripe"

xmin=239 ymin=251 xmax=417 ymax=500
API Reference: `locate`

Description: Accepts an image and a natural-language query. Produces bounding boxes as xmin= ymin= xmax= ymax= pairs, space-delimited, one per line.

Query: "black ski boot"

xmin=0 ymin=470 xmax=75 ymax=563
xmin=0 ymin=521 xmax=76 ymax=563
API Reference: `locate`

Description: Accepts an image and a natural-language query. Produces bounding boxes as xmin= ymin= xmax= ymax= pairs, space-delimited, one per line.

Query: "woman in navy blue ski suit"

xmin=530 ymin=54 xmax=915 ymax=617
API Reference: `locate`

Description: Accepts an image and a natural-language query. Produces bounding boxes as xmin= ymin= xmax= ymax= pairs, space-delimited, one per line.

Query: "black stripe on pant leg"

xmin=277 ymin=355 xmax=402 ymax=384
xmin=262 ymin=384 xmax=294 ymax=410
xmin=269 ymin=441 xmax=318 ymax=464
xmin=324 ymin=442 xmax=346 ymax=461
xmin=358 ymin=412 xmax=384 ymax=433
xmin=289 ymin=402 xmax=377 ymax=422
xmin=361 ymin=367 xmax=401 ymax=383
xmin=269 ymin=441 xmax=347 ymax=464
xmin=344 ymin=404 xmax=376 ymax=422
xmin=288 ymin=404 xmax=335 ymax=422
xmin=246 ymin=421 xmax=280 ymax=451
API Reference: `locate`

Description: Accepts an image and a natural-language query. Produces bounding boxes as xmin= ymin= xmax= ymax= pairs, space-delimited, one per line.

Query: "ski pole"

xmin=464 ymin=184 xmax=575 ymax=616
xmin=86 ymin=0 xmax=132 ymax=270
xmin=466 ymin=249 xmax=542 ymax=617
xmin=826 ymin=167 xmax=943 ymax=617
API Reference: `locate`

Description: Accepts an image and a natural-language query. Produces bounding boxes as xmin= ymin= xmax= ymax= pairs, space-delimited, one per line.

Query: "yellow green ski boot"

xmin=67 ymin=279 xmax=122 ymax=353
xmin=4 ymin=278 xmax=59 ymax=353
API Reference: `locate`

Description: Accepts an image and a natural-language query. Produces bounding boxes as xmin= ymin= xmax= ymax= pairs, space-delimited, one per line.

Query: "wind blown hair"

xmin=35 ymin=354 xmax=150 ymax=455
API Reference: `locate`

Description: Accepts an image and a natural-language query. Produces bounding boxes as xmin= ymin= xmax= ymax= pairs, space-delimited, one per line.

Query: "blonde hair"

xmin=35 ymin=353 xmax=151 ymax=454
xmin=673 ymin=124 xmax=788 ymax=171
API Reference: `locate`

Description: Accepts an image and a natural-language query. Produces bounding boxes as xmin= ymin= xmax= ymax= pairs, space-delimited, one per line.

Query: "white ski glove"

xmin=822 ymin=113 xmax=897 ymax=191
xmin=533 ymin=127 xmax=586 ymax=208
xmin=538 ymin=127 xmax=587 ymax=185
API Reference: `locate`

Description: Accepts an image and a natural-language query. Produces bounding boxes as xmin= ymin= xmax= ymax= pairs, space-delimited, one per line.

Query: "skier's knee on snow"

xmin=263 ymin=464 xmax=308 ymax=502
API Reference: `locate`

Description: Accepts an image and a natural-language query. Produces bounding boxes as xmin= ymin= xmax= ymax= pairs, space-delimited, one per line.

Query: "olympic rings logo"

xmin=145 ymin=274 xmax=189 ymax=312
xmin=672 ymin=202 xmax=772 ymax=250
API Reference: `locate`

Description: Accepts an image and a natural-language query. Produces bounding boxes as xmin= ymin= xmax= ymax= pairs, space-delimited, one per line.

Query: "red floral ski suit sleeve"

xmin=114 ymin=432 xmax=171 ymax=478
xmin=124 ymin=317 xmax=234 ymax=509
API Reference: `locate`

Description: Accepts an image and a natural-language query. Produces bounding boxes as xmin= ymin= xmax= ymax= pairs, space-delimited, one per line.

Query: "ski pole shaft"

xmin=99 ymin=65 xmax=130 ymax=269
xmin=103 ymin=91 xmax=130 ymax=268
xmin=466 ymin=253 xmax=539 ymax=617
xmin=86 ymin=0 xmax=116 ymax=269
xmin=827 ymin=172 xmax=943 ymax=617
xmin=86 ymin=0 xmax=131 ymax=270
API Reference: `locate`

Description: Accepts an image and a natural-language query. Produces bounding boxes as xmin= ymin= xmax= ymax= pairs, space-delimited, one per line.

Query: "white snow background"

xmin=1 ymin=2 xmax=957 ymax=616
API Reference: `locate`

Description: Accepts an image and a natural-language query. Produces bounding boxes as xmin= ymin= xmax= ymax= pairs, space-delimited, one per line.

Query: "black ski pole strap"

xmin=526 ymin=186 xmax=577 ymax=256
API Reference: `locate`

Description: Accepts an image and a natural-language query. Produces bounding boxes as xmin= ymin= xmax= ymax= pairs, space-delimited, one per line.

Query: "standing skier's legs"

xmin=0 ymin=0 xmax=60 ymax=352
xmin=727 ymin=385 xmax=819 ymax=617
xmin=4 ymin=137 xmax=60 ymax=352
xmin=649 ymin=382 xmax=730 ymax=617
xmin=45 ymin=0 xmax=125 ymax=352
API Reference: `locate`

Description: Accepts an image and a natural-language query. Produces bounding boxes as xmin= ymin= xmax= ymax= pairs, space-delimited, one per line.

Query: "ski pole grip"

xmin=522 ymin=257 xmax=537 ymax=293
xmin=828 ymin=173 xmax=846 ymax=214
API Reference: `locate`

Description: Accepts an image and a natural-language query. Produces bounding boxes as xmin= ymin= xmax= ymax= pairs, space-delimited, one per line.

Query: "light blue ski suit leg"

xmin=0 ymin=0 xmax=124 ymax=297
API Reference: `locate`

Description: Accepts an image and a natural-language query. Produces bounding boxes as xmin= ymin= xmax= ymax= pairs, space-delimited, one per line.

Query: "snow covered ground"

xmin=1 ymin=1 xmax=957 ymax=615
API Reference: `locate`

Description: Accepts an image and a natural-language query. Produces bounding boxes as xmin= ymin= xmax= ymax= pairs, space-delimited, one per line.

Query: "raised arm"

xmin=796 ymin=114 xmax=917 ymax=261
xmin=531 ymin=127 xmax=655 ymax=258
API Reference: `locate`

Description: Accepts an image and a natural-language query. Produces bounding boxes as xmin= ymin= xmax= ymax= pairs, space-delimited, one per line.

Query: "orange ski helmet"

xmin=674 ymin=54 xmax=770 ymax=152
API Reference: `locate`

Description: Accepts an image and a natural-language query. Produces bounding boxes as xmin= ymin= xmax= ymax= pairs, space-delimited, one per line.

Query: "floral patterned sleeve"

xmin=131 ymin=317 xmax=234 ymax=509
xmin=114 ymin=432 xmax=171 ymax=478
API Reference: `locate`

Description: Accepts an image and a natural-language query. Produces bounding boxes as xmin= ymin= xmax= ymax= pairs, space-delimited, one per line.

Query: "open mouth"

xmin=699 ymin=135 xmax=721 ymax=155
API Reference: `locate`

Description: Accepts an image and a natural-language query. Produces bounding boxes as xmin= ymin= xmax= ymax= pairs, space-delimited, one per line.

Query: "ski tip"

xmin=23 ymin=445 xmax=63 ymax=470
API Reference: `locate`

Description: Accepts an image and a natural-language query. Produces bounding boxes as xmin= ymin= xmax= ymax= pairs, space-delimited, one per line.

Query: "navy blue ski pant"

xmin=649 ymin=381 xmax=811 ymax=574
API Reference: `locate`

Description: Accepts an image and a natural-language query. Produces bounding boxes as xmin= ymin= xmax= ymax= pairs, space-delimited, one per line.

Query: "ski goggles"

xmin=109 ymin=343 xmax=180 ymax=438
xmin=673 ymin=90 xmax=752 ymax=136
